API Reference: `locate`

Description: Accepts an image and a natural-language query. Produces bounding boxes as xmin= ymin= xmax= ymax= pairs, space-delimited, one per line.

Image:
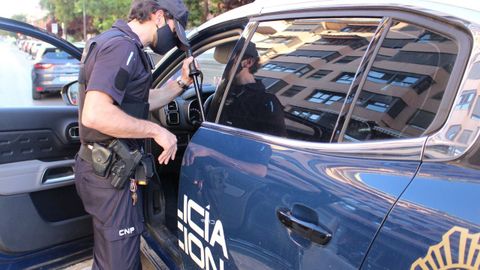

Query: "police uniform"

xmin=75 ymin=19 xmax=152 ymax=270
xmin=220 ymin=80 xmax=287 ymax=137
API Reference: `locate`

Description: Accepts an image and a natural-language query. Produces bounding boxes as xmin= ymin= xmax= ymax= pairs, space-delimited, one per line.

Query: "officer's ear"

xmin=242 ymin=58 xmax=255 ymax=69
xmin=151 ymin=9 xmax=164 ymax=25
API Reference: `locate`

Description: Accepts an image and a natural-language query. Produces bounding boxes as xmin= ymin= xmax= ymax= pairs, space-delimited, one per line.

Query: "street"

xmin=0 ymin=39 xmax=64 ymax=107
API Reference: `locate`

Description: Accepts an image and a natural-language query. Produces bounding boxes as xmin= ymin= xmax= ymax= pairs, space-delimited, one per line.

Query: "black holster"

xmin=87 ymin=140 xmax=142 ymax=189
xmin=91 ymin=143 xmax=114 ymax=177
xmin=109 ymin=140 xmax=143 ymax=189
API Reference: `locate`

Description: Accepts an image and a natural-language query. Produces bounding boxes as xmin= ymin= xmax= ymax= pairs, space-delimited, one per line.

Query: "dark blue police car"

xmin=1 ymin=0 xmax=480 ymax=269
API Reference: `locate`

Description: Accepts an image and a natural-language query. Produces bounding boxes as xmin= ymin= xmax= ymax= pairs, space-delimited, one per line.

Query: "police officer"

xmin=74 ymin=0 xmax=192 ymax=269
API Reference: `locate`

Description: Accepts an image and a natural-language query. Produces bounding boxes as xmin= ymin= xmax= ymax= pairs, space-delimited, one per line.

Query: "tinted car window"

xmin=42 ymin=48 xmax=74 ymax=60
xmin=344 ymin=21 xmax=458 ymax=141
xmin=218 ymin=18 xmax=381 ymax=142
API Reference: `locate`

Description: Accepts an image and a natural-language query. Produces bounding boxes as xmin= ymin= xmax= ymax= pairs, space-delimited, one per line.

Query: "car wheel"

xmin=32 ymin=88 xmax=41 ymax=100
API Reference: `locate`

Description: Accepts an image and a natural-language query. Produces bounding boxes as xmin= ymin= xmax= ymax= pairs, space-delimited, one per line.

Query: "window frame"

xmin=207 ymin=7 xmax=471 ymax=162
xmin=337 ymin=15 xmax=469 ymax=145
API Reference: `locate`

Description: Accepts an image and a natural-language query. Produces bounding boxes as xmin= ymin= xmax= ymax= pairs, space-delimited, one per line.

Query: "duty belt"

xmin=77 ymin=142 xmax=153 ymax=187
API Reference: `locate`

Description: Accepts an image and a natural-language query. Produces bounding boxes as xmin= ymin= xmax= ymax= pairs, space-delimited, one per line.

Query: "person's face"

xmin=151 ymin=10 xmax=176 ymax=47
xmin=234 ymin=57 xmax=256 ymax=85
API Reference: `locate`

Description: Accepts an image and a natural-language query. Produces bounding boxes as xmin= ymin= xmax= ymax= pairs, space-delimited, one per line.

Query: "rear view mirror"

xmin=61 ymin=81 xmax=79 ymax=106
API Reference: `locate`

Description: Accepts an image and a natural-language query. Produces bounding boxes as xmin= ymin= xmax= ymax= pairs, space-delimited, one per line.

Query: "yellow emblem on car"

xmin=411 ymin=226 xmax=480 ymax=270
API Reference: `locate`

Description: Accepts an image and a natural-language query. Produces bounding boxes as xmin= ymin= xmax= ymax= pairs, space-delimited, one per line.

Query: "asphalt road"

xmin=0 ymin=39 xmax=65 ymax=107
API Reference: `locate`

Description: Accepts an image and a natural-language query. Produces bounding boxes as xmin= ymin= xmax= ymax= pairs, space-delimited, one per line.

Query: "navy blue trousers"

xmin=75 ymin=156 xmax=144 ymax=270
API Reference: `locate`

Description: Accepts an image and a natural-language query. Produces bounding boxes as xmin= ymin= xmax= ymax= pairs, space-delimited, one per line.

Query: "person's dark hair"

xmin=128 ymin=0 xmax=162 ymax=23
xmin=242 ymin=41 xmax=260 ymax=74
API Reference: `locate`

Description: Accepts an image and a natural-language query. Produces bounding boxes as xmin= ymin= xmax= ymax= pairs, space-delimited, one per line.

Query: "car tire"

xmin=32 ymin=88 xmax=41 ymax=100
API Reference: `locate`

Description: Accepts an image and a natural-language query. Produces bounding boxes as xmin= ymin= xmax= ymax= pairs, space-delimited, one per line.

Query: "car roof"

xmin=256 ymin=0 xmax=480 ymax=13
xmin=193 ymin=0 xmax=480 ymax=35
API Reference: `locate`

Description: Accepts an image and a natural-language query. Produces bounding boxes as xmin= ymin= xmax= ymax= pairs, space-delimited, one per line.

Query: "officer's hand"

xmin=154 ymin=127 xmax=177 ymax=165
xmin=180 ymin=57 xmax=198 ymax=86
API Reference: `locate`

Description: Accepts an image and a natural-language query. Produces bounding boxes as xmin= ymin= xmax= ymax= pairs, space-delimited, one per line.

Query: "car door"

xmin=0 ymin=17 xmax=92 ymax=269
xmin=175 ymin=5 xmax=470 ymax=270
xmin=140 ymin=15 xmax=249 ymax=269
xmin=361 ymin=12 xmax=480 ymax=269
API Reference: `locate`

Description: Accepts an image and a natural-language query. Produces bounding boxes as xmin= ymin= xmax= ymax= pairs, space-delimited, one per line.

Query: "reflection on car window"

xmin=344 ymin=21 xmax=458 ymax=142
xmin=218 ymin=18 xmax=381 ymax=142
xmin=0 ymin=33 xmax=79 ymax=106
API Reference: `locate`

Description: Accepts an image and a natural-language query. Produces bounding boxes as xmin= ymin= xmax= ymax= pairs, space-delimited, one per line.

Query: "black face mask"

xmin=150 ymin=24 xmax=176 ymax=55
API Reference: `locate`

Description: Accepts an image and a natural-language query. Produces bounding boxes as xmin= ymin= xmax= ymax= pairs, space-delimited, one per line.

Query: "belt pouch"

xmin=91 ymin=143 xmax=114 ymax=177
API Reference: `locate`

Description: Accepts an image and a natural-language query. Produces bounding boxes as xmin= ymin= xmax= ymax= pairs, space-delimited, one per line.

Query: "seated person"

xmin=219 ymin=41 xmax=286 ymax=137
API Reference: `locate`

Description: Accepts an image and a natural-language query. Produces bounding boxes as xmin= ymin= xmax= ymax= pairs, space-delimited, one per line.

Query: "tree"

xmin=1 ymin=14 xmax=28 ymax=38
xmin=10 ymin=14 xmax=28 ymax=23
xmin=185 ymin=0 xmax=254 ymax=27
xmin=40 ymin=0 xmax=130 ymax=40
xmin=39 ymin=0 xmax=255 ymax=39
xmin=222 ymin=0 xmax=255 ymax=10
xmin=82 ymin=0 xmax=131 ymax=32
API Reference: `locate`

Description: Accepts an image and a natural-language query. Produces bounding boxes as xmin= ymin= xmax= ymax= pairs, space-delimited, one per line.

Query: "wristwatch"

xmin=176 ymin=78 xmax=189 ymax=91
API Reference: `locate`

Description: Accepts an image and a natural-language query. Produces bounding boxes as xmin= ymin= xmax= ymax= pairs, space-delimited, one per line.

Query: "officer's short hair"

xmin=128 ymin=0 xmax=163 ymax=23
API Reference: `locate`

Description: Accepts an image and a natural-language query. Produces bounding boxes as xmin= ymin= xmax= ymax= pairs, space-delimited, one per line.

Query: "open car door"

xmin=0 ymin=17 xmax=92 ymax=269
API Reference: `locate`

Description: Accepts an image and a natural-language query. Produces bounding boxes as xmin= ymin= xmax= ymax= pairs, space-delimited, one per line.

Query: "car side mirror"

xmin=61 ymin=81 xmax=79 ymax=106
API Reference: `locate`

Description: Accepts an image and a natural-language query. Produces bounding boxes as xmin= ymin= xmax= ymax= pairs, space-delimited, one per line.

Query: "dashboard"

xmin=153 ymin=85 xmax=216 ymax=133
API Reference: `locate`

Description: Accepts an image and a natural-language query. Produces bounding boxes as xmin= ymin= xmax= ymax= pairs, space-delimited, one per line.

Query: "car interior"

xmin=142 ymin=27 xmax=244 ymax=264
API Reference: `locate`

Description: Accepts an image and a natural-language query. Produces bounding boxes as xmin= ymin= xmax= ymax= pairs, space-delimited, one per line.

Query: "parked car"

xmin=31 ymin=44 xmax=80 ymax=100
xmin=30 ymin=41 xmax=45 ymax=57
xmin=23 ymin=39 xmax=34 ymax=54
xmin=2 ymin=0 xmax=480 ymax=269
xmin=16 ymin=39 xmax=25 ymax=50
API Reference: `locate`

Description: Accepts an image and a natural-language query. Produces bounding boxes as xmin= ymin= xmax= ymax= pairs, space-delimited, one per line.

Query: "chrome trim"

xmin=336 ymin=17 xmax=392 ymax=142
xmin=43 ymin=174 xmax=75 ymax=185
xmin=187 ymin=99 xmax=200 ymax=125
xmin=251 ymin=6 xmax=479 ymax=162
xmin=258 ymin=1 xmax=480 ymax=27
xmin=68 ymin=126 xmax=79 ymax=139
xmin=424 ymin=23 xmax=480 ymax=162
xmin=202 ymin=122 xmax=424 ymax=161
xmin=200 ymin=0 xmax=480 ymax=162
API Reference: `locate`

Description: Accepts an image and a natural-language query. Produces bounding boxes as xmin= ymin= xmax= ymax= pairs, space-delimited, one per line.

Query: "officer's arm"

xmin=82 ymin=91 xmax=177 ymax=165
xmin=149 ymin=57 xmax=194 ymax=111
xmin=149 ymin=80 xmax=184 ymax=111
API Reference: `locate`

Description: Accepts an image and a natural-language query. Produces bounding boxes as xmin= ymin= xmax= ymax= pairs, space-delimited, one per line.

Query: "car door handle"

xmin=276 ymin=208 xmax=332 ymax=245
xmin=42 ymin=166 xmax=75 ymax=185
xmin=43 ymin=174 xmax=75 ymax=185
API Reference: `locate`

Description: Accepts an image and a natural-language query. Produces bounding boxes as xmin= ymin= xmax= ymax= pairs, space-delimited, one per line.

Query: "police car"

xmin=1 ymin=0 xmax=480 ymax=269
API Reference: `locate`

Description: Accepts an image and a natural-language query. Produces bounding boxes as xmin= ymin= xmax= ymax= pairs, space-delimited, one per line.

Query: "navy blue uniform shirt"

xmin=84 ymin=20 xmax=150 ymax=105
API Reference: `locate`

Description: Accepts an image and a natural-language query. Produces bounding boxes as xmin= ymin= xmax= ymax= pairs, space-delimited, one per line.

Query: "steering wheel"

xmin=203 ymin=94 xmax=214 ymax=116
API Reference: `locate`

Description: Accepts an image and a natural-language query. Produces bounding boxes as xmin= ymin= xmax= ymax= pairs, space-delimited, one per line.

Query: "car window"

xmin=42 ymin=48 xmax=75 ymax=60
xmin=159 ymin=47 xmax=226 ymax=91
xmin=0 ymin=32 xmax=80 ymax=107
xmin=343 ymin=21 xmax=458 ymax=141
xmin=217 ymin=18 xmax=381 ymax=142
